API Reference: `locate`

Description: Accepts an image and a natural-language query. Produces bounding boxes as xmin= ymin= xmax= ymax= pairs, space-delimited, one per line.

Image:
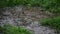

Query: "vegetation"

xmin=40 ymin=16 xmax=60 ymax=34
xmin=0 ymin=0 xmax=60 ymax=34
xmin=0 ymin=25 xmax=32 ymax=34
xmin=0 ymin=0 xmax=60 ymax=14
xmin=40 ymin=16 xmax=60 ymax=30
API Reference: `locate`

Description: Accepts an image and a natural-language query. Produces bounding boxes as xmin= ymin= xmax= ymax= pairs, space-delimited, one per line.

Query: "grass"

xmin=0 ymin=25 xmax=33 ymax=34
xmin=40 ymin=16 xmax=60 ymax=34
xmin=40 ymin=16 xmax=60 ymax=30
xmin=0 ymin=0 xmax=60 ymax=14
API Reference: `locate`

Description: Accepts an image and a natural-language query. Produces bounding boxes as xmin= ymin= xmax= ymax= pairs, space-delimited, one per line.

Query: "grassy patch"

xmin=40 ymin=16 xmax=60 ymax=30
xmin=0 ymin=25 xmax=33 ymax=34
xmin=0 ymin=0 xmax=60 ymax=14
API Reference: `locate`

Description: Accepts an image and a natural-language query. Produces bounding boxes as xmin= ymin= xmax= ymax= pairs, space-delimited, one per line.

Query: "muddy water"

xmin=0 ymin=6 xmax=56 ymax=34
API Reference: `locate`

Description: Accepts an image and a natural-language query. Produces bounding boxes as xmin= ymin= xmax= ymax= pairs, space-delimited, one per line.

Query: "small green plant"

xmin=0 ymin=25 xmax=33 ymax=34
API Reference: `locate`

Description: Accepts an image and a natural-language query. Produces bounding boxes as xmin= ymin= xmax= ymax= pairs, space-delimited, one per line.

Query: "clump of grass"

xmin=40 ymin=16 xmax=60 ymax=30
xmin=0 ymin=25 xmax=33 ymax=34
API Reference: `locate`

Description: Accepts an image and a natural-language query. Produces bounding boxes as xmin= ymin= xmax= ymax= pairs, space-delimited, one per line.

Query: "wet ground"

xmin=0 ymin=6 xmax=56 ymax=34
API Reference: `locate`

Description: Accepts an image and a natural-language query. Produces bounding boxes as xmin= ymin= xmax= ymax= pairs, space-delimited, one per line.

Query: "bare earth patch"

xmin=0 ymin=6 xmax=56 ymax=34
